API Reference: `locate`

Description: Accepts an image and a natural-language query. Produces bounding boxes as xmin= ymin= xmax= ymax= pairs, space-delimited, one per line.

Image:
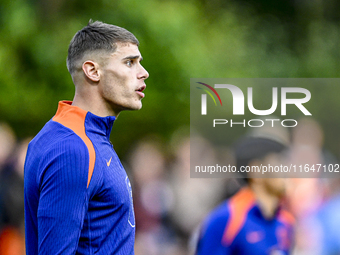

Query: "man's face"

xmin=261 ymin=153 xmax=287 ymax=198
xmin=99 ymin=42 xmax=149 ymax=114
xmin=249 ymin=152 xmax=287 ymax=198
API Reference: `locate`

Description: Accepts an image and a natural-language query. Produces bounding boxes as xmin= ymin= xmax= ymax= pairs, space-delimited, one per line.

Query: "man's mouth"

xmin=136 ymin=85 xmax=146 ymax=98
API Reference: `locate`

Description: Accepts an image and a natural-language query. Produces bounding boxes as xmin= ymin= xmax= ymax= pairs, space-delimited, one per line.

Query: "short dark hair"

xmin=66 ymin=20 xmax=139 ymax=74
xmin=234 ymin=136 xmax=287 ymax=170
xmin=233 ymin=136 xmax=287 ymax=183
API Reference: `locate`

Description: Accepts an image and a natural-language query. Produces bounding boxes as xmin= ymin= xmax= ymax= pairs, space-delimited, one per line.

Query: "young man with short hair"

xmin=24 ymin=20 xmax=149 ymax=254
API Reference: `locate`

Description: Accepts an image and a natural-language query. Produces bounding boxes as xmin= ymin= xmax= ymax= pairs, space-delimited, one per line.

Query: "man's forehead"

xmin=112 ymin=42 xmax=141 ymax=58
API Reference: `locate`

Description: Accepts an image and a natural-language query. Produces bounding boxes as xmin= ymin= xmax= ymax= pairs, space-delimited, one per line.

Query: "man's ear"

xmin=82 ymin=60 xmax=100 ymax=82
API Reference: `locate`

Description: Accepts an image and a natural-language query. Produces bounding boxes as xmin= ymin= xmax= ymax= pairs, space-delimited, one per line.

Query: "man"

xmin=297 ymin=178 xmax=340 ymax=255
xmin=196 ymin=136 xmax=294 ymax=255
xmin=24 ymin=20 xmax=149 ymax=254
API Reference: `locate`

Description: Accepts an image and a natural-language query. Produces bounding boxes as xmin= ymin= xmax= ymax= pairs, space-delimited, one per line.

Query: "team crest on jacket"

xmin=125 ymin=176 xmax=135 ymax=227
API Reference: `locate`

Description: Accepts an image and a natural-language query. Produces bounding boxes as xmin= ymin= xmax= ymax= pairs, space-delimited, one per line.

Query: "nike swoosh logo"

xmin=246 ymin=231 xmax=264 ymax=243
xmin=107 ymin=157 xmax=112 ymax=167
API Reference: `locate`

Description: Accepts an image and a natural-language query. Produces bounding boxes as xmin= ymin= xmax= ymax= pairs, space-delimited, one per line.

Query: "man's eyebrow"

xmin=122 ymin=55 xmax=143 ymax=61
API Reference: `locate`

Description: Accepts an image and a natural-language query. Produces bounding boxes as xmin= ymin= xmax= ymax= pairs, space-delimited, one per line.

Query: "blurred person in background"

xmin=0 ymin=123 xmax=16 ymax=171
xmin=286 ymin=118 xmax=329 ymax=219
xmin=195 ymin=134 xmax=294 ymax=255
xmin=284 ymin=118 xmax=339 ymax=255
xmin=127 ymin=136 xmax=177 ymax=255
xmin=0 ymin=138 xmax=29 ymax=255
xmin=298 ymin=177 xmax=340 ymax=255
xmin=0 ymin=122 xmax=16 ymax=232
xmin=169 ymin=132 xmax=225 ymax=253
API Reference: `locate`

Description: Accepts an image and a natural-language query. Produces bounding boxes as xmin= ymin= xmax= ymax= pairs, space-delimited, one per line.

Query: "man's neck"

xmin=250 ymin=184 xmax=280 ymax=219
xmin=72 ymin=90 xmax=119 ymax=118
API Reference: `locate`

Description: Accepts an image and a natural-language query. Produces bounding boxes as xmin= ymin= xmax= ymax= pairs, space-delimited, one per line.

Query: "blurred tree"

xmin=1 ymin=0 xmax=340 ymax=157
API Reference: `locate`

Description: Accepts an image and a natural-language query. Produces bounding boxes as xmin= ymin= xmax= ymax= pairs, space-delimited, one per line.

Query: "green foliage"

xmin=1 ymin=0 xmax=340 ymax=157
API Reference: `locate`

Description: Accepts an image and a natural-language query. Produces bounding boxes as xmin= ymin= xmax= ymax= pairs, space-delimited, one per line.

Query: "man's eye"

xmin=126 ymin=60 xmax=132 ymax=67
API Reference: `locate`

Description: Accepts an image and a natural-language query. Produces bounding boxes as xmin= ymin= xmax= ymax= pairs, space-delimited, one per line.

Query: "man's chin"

xmin=124 ymin=103 xmax=143 ymax=111
xmin=133 ymin=101 xmax=143 ymax=110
